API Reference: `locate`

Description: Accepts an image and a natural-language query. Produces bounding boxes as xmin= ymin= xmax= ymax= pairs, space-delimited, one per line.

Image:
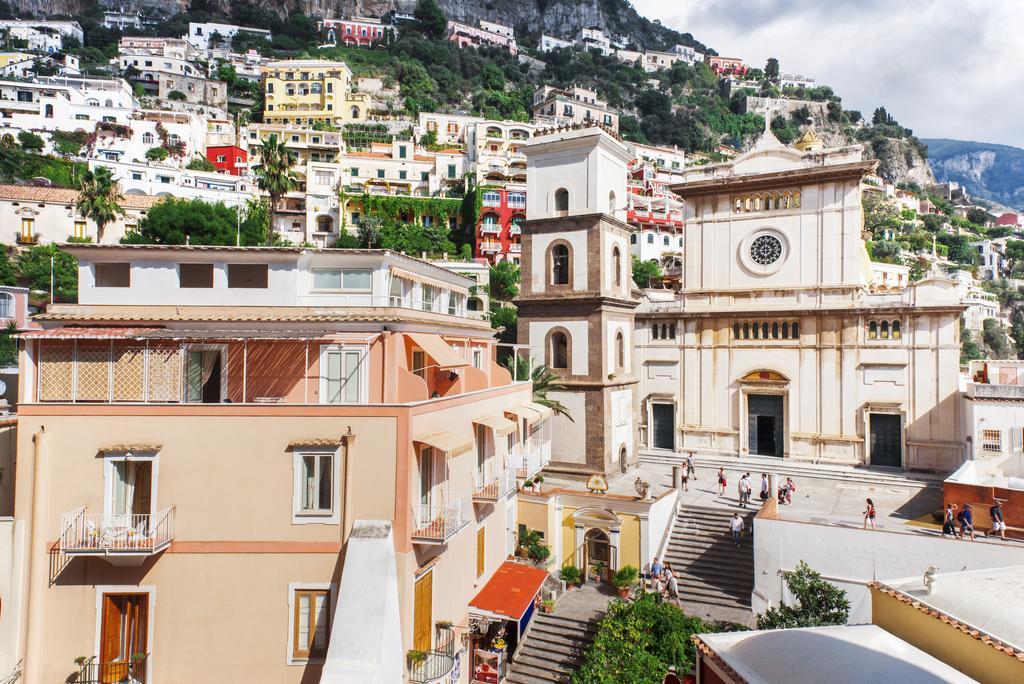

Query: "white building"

xmin=780 ymin=73 xmax=816 ymax=89
xmin=102 ymin=10 xmax=142 ymax=31
xmin=971 ymin=239 xmax=1006 ymax=280
xmin=627 ymin=124 xmax=964 ymax=471
xmin=672 ymin=44 xmax=703 ymax=64
xmin=478 ymin=20 xmax=514 ymax=40
xmin=0 ymin=183 xmax=162 ymax=245
xmin=961 ymin=359 xmax=1024 ymax=464
xmin=869 ymin=261 xmax=911 ymax=291
xmin=89 ymin=159 xmax=254 ymax=208
xmin=0 ymin=20 xmax=82 ymax=53
xmin=186 ymin=22 xmax=272 ymax=50
xmin=118 ymin=37 xmax=203 ymax=81
xmin=641 ymin=50 xmax=683 ymax=73
xmin=577 ymin=27 xmax=611 ymax=54
xmin=539 ymin=34 xmax=573 ymax=52
xmin=531 ymin=85 xmax=619 ymax=132
xmin=417 ymin=111 xmax=483 ymax=146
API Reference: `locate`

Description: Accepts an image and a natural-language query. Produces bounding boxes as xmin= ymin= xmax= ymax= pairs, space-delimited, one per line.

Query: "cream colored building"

xmin=261 ymin=59 xmax=370 ymax=127
xmin=634 ymin=125 xmax=964 ymax=471
xmin=11 ymin=245 xmax=553 ymax=682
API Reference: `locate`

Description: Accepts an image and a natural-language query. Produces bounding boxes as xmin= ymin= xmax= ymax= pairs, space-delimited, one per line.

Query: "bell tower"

xmin=517 ymin=127 xmax=638 ymax=477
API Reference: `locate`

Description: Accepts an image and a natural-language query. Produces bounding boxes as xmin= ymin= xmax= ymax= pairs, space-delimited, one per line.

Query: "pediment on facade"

xmin=739 ymin=369 xmax=789 ymax=384
xmin=730 ymin=147 xmax=807 ymax=176
xmin=572 ymin=506 xmax=621 ymax=528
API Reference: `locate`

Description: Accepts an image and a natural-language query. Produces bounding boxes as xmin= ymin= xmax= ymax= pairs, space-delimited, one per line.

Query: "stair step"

xmin=515 ymin=635 xmax=588 ymax=660
xmin=527 ymin=622 xmax=598 ymax=641
xmin=506 ymin=660 xmax=571 ymax=683
xmin=513 ymin=652 xmax=583 ymax=674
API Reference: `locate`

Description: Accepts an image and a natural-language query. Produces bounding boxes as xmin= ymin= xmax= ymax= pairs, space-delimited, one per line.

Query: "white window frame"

xmin=0 ymin=292 xmax=12 ymax=319
xmin=182 ymin=343 xmax=228 ymax=403
xmin=471 ymin=348 xmax=483 ymax=370
xmin=103 ymin=450 xmax=159 ymax=518
xmin=318 ymin=344 xmax=368 ymax=405
xmin=286 ymin=582 xmax=337 ymax=665
xmin=310 ymin=268 xmax=372 ymax=293
xmin=292 ymin=448 xmax=342 ymax=524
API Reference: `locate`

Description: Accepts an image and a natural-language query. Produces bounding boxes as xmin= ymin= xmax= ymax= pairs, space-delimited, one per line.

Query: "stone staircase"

xmin=639 ymin=450 xmax=943 ymax=492
xmin=662 ymin=504 xmax=755 ymax=612
xmin=505 ymin=612 xmax=599 ymax=683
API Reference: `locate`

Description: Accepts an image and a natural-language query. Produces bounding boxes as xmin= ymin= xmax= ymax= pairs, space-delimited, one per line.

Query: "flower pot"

xmin=617 ymin=587 xmax=630 ymax=599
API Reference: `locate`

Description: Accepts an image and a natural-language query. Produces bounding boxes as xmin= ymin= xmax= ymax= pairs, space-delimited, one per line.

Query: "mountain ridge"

xmin=923 ymin=138 xmax=1024 ymax=211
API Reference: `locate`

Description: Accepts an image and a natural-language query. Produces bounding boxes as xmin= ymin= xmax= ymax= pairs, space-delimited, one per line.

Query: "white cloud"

xmin=634 ymin=0 xmax=1024 ymax=147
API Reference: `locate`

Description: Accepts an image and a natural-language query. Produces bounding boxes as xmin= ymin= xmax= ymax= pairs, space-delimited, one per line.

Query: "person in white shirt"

xmin=730 ymin=513 xmax=744 ymax=546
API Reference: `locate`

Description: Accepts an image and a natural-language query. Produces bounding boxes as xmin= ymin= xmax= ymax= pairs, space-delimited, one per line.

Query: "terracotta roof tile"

xmin=0 ymin=184 xmax=165 ymax=210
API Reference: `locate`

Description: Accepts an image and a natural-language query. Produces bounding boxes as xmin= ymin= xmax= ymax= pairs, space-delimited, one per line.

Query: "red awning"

xmin=469 ymin=561 xmax=549 ymax=621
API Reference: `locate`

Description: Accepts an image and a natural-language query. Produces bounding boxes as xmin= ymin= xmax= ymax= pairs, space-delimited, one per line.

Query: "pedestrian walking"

xmin=717 ymin=467 xmax=727 ymax=496
xmin=958 ymin=503 xmax=975 ymax=541
xmin=863 ymin=498 xmax=877 ymax=530
xmin=730 ymin=513 xmax=744 ymax=546
xmin=687 ymin=451 xmax=698 ymax=480
xmin=783 ymin=477 xmax=795 ymax=504
xmin=737 ymin=473 xmax=747 ymax=508
xmin=743 ymin=473 xmax=753 ymax=506
xmin=942 ymin=503 xmax=957 ymax=538
xmin=988 ymin=502 xmax=1006 ymax=540
xmin=680 ymin=461 xmax=690 ymax=492
xmin=759 ymin=473 xmax=769 ymax=502
xmin=664 ymin=562 xmax=679 ymax=599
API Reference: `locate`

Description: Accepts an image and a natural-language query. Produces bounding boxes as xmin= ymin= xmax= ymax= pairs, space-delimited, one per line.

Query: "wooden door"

xmin=476 ymin=527 xmax=486 ymax=578
xmin=100 ymin=593 xmax=148 ymax=683
xmin=413 ymin=572 xmax=432 ymax=652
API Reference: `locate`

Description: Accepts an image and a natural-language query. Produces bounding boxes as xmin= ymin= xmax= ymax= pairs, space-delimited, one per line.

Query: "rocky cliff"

xmin=923 ymin=138 xmax=1024 ymax=210
xmin=862 ymin=136 xmax=935 ymax=187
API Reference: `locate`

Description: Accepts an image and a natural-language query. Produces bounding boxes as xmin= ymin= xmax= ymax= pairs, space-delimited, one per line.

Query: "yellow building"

xmin=871 ymin=567 xmax=1024 ymax=684
xmin=261 ymin=59 xmax=370 ymax=127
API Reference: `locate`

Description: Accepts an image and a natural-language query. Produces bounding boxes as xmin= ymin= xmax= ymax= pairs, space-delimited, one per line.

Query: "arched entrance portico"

xmin=571 ymin=507 xmax=621 ymax=581
xmin=738 ymin=370 xmax=789 ymax=458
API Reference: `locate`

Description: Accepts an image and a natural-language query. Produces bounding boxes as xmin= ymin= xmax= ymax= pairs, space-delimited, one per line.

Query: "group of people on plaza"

xmin=644 ymin=557 xmax=680 ymax=600
xmin=942 ymin=501 xmax=1006 ymax=541
xmin=716 ymin=468 xmax=795 ymax=508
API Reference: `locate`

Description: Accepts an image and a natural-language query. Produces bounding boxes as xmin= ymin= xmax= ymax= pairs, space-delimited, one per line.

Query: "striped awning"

xmin=390 ymin=266 xmax=469 ymax=297
xmin=504 ymin=405 xmax=541 ymax=425
xmin=525 ymin=402 xmax=554 ymax=421
xmin=406 ymin=332 xmax=468 ymax=369
xmin=473 ymin=415 xmax=517 ymax=437
xmin=415 ymin=431 xmax=473 ymax=457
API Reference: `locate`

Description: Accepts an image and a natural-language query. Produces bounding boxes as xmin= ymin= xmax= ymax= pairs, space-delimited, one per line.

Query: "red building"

xmin=476 ymin=188 xmax=525 ymax=265
xmin=707 ymin=56 xmax=748 ymax=76
xmin=996 ymin=212 xmax=1021 ymax=228
xmin=206 ymin=145 xmax=247 ymax=174
xmin=319 ymin=18 xmax=392 ymax=47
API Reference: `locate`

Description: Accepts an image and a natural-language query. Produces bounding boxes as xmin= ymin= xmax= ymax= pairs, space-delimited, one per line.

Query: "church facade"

xmin=636 ymin=127 xmax=964 ymax=471
xmin=519 ymin=124 xmax=964 ymax=475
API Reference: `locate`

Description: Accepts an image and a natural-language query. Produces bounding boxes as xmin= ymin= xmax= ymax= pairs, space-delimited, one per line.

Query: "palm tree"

xmin=253 ymin=134 xmax=297 ymax=245
xmin=76 ymin=167 xmax=124 ymax=242
xmin=501 ymin=356 xmax=573 ymax=422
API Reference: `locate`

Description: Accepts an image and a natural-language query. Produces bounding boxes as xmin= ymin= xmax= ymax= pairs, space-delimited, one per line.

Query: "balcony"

xmin=411 ymin=493 xmax=472 ymax=544
xmin=409 ymin=625 xmax=455 ymax=683
xmin=474 ymin=467 xmax=516 ymax=503
xmin=76 ymin=654 xmax=148 ymax=684
xmin=480 ymin=242 xmax=502 ymax=254
xmin=60 ymin=506 xmax=174 ymax=564
xmin=508 ymin=224 xmax=521 ymax=236
xmin=508 ymin=243 xmax=522 ymax=254
xmin=480 ymin=223 xmax=501 ymax=235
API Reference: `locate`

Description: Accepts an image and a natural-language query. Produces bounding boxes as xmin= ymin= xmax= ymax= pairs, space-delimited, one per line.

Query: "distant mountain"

xmin=922 ymin=138 xmax=1024 ymax=211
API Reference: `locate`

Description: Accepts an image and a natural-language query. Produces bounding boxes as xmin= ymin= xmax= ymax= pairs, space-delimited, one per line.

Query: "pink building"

xmin=707 ymin=56 xmax=748 ymax=76
xmin=319 ymin=17 xmax=392 ymax=46
xmin=447 ymin=21 xmax=518 ymax=55
xmin=0 ymin=286 xmax=36 ymax=331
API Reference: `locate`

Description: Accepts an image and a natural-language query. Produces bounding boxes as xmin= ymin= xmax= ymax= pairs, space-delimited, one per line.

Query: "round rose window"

xmin=749 ymin=234 xmax=783 ymax=266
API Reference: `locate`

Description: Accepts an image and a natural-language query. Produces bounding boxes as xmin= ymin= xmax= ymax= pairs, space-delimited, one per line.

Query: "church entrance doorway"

xmin=651 ymin=403 xmax=675 ymax=450
xmin=747 ymin=394 xmax=784 ymax=457
xmin=869 ymin=413 xmax=902 ymax=468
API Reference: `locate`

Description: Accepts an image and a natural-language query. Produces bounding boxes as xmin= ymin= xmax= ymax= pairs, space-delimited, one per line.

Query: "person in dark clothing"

xmin=957 ymin=503 xmax=975 ymax=541
xmin=942 ymin=503 xmax=957 ymax=538
xmin=987 ymin=502 xmax=1006 ymax=540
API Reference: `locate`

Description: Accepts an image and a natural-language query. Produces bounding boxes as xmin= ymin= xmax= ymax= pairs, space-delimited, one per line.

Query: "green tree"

xmin=573 ymin=592 xmax=709 ymax=684
xmin=489 ymin=260 xmax=520 ymax=301
xmin=489 ymin=303 xmax=517 ymax=344
xmin=185 ymin=156 xmax=216 ymax=172
xmin=631 ymin=256 xmax=661 ymax=288
xmin=756 ymin=561 xmax=850 ymax=630
xmin=529 ymin=364 xmax=573 ymax=422
xmin=145 ymin=147 xmax=169 ymax=162
xmin=126 ymin=198 xmax=267 ymax=246
xmin=0 ymin=246 xmax=16 ymax=286
xmin=413 ymin=0 xmax=448 ymax=40
xmin=75 ymin=166 xmax=124 ymax=242
xmin=252 ymin=134 xmax=297 ymax=245
xmin=17 ymin=244 xmax=78 ymax=302
xmin=870 ymin=240 xmax=902 ymax=264
xmin=966 ymin=207 xmax=991 ymax=226
xmin=764 ymin=57 xmax=780 ymax=82
xmin=943 ymin=234 xmax=978 ymax=266
xmin=167 ymin=90 xmax=187 ymax=101
xmin=356 ymin=214 xmax=384 ymax=248
xmin=982 ymin=318 xmax=1012 ymax=358
xmin=17 ymin=130 xmax=44 ymax=152
xmin=961 ymin=327 xmax=983 ymax=364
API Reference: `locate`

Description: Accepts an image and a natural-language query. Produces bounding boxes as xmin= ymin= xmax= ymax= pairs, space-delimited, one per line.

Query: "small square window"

xmin=227 ymin=264 xmax=268 ymax=288
xmin=179 ymin=263 xmax=214 ymax=288
xmin=95 ymin=263 xmax=131 ymax=287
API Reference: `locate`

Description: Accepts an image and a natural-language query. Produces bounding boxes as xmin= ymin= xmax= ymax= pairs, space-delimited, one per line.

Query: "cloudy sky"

xmin=632 ymin=0 xmax=1024 ymax=149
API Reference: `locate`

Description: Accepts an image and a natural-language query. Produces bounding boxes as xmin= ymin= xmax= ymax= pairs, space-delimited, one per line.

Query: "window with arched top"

xmin=44 ymin=104 xmax=53 ymax=118
xmin=350 ymin=106 xmax=360 ymax=118
xmin=880 ymin=321 xmax=890 ymax=339
xmin=668 ymin=324 xmax=676 ymax=339
xmin=733 ymin=323 xmax=740 ymax=339
xmin=791 ymin=322 xmax=799 ymax=338
xmin=554 ymin=188 xmax=569 ymax=213
xmin=892 ymin=320 xmax=902 ymax=339
xmin=663 ymin=236 xmax=670 ymax=246
xmin=772 ymin=322 xmax=779 ymax=339
xmin=0 ymin=292 xmax=12 ymax=319
xmin=782 ymin=322 xmax=790 ymax=339
xmin=743 ymin=322 xmax=750 ymax=339
xmin=612 ymin=246 xmax=622 ymax=287
xmin=616 ymin=331 xmax=624 ymax=370
xmin=762 ymin=322 xmax=769 ymax=339
xmin=550 ymin=243 xmax=570 ymax=285
xmin=550 ymin=331 xmax=568 ymax=369
xmin=652 ymin=323 xmax=660 ymax=340
xmin=630 ymin=234 xmax=637 ymax=244
xmin=646 ymin=234 xmax=654 ymax=244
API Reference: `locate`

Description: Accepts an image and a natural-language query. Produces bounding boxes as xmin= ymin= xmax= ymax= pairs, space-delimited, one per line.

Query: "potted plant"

xmin=591 ymin=561 xmax=606 ymax=582
xmin=611 ymin=565 xmax=640 ymax=599
xmin=560 ymin=564 xmax=582 ymax=588
xmin=533 ymin=474 xmax=544 ymax=492
xmin=435 ymin=619 xmax=453 ymax=630
xmin=522 ymin=478 xmax=534 ymax=491
xmin=74 ymin=656 xmax=88 ymax=667
xmin=407 ymin=649 xmax=427 ymax=666
xmin=540 ymin=599 xmax=555 ymax=614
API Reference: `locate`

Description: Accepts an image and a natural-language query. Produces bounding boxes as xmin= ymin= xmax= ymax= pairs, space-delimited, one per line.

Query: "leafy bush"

xmin=611 ymin=565 xmax=639 ymax=590
xmin=17 ymin=131 xmax=45 ymax=151
xmin=631 ymin=256 xmax=661 ymax=288
xmin=185 ymin=156 xmax=217 ymax=172
xmin=17 ymin=244 xmax=78 ymax=302
xmin=560 ymin=565 xmax=582 ymax=586
xmin=167 ymin=90 xmax=187 ymax=101
xmin=572 ymin=592 xmax=711 ymax=684
xmin=756 ymin=561 xmax=850 ymax=629
xmin=145 ymin=147 xmax=169 ymax=162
